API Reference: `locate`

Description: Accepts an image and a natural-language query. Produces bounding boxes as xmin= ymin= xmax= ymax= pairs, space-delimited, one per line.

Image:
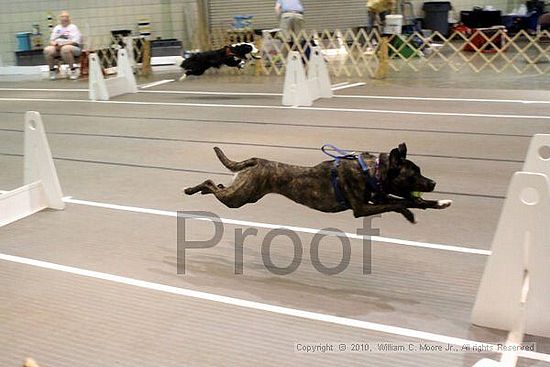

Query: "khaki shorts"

xmin=280 ymin=13 xmax=305 ymax=39
xmin=44 ymin=44 xmax=82 ymax=58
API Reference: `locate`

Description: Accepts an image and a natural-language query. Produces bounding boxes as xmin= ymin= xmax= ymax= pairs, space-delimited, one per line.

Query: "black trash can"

xmin=422 ymin=1 xmax=452 ymax=36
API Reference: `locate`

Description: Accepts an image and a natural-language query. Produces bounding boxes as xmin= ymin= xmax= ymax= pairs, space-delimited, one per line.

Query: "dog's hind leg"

xmin=210 ymin=185 xmax=262 ymax=208
xmin=214 ymin=147 xmax=259 ymax=172
xmin=184 ymin=180 xmax=218 ymax=195
xmin=184 ymin=179 xmax=259 ymax=208
xmin=208 ymin=172 xmax=267 ymax=208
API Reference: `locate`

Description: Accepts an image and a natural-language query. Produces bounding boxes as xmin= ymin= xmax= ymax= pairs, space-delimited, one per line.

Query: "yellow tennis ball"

xmin=411 ymin=191 xmax=422 ymax=199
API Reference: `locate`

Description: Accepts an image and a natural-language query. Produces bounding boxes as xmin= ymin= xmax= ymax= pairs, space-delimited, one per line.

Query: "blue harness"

xmin=322 ymin=144 xmax=382 ymax=209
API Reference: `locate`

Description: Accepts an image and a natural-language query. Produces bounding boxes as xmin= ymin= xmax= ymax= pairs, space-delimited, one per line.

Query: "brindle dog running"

xmin=184 ymin=144 xmax=451 ymax=223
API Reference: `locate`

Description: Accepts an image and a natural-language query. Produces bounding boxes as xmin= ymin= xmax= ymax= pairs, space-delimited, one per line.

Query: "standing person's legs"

xmin=289 ymin=14 xmax=305 ymax=35
xmin=366 ymin=10 xmax=377 ymax=34
xmin=279 ymin=14 xmax=294 ymax=58
xmin=286 ymin=14 xmax=305 ymax=52
xmin=379 ymin=11 xmax=389 ymax=31
xmin=366 ymin=11 xmax=381 ymax=49
xmin=279 ymin=14 xmax=292 ymax=40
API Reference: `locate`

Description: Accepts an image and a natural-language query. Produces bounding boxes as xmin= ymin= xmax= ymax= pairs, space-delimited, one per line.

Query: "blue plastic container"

xmin=16 ymin=32 xmax=32 ymax=51
xmin=233 ymin=15 xmax=253 ymax=29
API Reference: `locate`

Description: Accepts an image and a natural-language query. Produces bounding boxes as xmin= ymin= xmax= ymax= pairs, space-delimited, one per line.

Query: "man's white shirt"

xmin=50 ymin=24 xmax=82 ymax=46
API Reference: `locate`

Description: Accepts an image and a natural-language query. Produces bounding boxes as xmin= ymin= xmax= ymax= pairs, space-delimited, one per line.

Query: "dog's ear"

xmin=233 ymin=44 xmax=250 ymax=54
xmin=398 ymin=143 xmax=407 ymax=159
xmin=239 ymin=44 xmax=253 ymax=54
xmin=390 ymin=143 xmax=407 ymax=169
xmin=389 ymin=148 xmax=401 ymax=169
xmin=231 ymin=45 xmax=241 ymax=56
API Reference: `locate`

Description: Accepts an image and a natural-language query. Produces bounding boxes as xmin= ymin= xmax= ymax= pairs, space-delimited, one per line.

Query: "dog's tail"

xmin=214 ymin=147 xmax=257 ymax=172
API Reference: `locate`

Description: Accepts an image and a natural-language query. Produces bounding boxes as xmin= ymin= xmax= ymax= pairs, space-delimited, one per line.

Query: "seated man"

xmin=43 ymin=11 xmax=82 ymax=80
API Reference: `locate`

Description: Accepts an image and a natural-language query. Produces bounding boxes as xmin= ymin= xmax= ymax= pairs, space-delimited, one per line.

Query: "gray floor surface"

xmin=0 ymin=71 xmax=549 ymax=367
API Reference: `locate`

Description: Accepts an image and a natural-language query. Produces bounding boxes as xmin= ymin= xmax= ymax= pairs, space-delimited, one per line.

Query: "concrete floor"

xmin=0 ymin=71 xmax=549 ymax=367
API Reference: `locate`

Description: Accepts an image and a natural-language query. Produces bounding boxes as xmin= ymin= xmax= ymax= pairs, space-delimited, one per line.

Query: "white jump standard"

xmin=282 ymin=51 xmax=312 ymax=107
xmin=307 ymin=46 xmax=333 ymax=100
xmin=282 ymin=48 xmax=333 ymax=107
xmin=88 ymin=48 xmax=137 ymax=101
xmin=0 ymin=111 xmax=64 ymax=227
xmin=471 ymin=134 xmax=550 ymax=367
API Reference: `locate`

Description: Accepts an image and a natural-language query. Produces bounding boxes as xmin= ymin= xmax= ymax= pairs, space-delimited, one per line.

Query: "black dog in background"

xmin=177 ymin=43 xmax=260 ymax=80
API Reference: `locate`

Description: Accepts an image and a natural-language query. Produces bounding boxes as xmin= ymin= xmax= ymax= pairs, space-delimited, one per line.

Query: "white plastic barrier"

xmin=471 ymin=134 xmax=550 ymax=367
xmin=307 ymin=46 xmax=332 ymax=100
xmin=522 ymin=134 xmax=550 ymax=178
xmin=89 ymin=48 xmax=137 ymax=101
xmin=282 ymin=51 xmax=312 ymax=107
xmin=283 ymin=48 xmax=333 ymax=107
xmin=123 ymin=36 xmax=136 ymax=70
xmin=0 ymin=112 xmax=64 ymax=227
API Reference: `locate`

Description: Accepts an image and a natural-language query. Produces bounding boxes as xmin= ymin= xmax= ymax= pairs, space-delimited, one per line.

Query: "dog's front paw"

xmin=238 ymin=61 xmax=246 ymax=69
xmin=397 ymin=208 xmax=416 ymax=223
xmin=179 ymin=74 xmax=187 ymax=82
xmin=436 ymin=199 xmax=452 ymax=209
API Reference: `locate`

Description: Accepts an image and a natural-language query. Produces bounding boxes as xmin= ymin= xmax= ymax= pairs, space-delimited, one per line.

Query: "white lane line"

xmin=62 ymin=197 xmax=491 ymax=256
xmin=0 ymin=88 xmax=88 ymax=92
xmin=0 ymin=97 xmax=548 ymax=120
xmin=140 ymin=90 xmax=280 ymax=96
xmin=331 ymin=82 xmax=350 ymax=88
xmin=0 ymin=253 xmax=547 ymax=362
xmin=0 ymin=87 xmax=279 ymax=97
xmin=333 ymin=94 xmax=550 ymax=104
xmin=0 ymin=190 xmax=490 ymax=256
xmin=137 ymin=90 xmax=550 ymax=105
xmin=138 ymin=79 xmax=175 ymax=89
xmin=1 ymin=190 xmax=488 ymax=255
xmin=331 ymin=82 xmax=366 ymax=91
xmin=2 ymin=88 xmax=550 ymax=105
